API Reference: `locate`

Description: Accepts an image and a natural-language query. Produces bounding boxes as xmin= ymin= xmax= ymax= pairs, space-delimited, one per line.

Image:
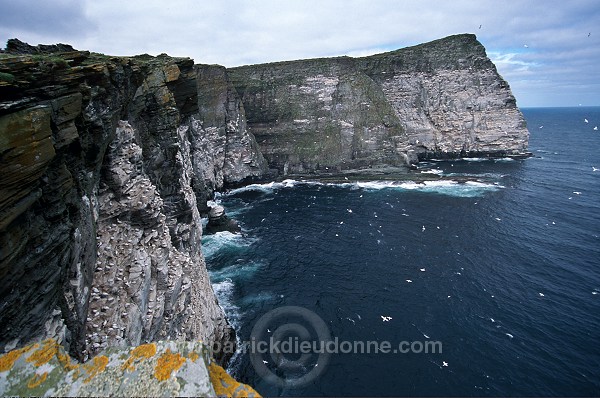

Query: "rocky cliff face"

xmin=0 ymin=34 xmax=528 ymax=389
xmin=228 ymin=57 xmax=409 ymax=174
xmin=0 ymin=40 xmax=265 ymax=363
xmin=229 ymin=34 xmax=529 ymax=174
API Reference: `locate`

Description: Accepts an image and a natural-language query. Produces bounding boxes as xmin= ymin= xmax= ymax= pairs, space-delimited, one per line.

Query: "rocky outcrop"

xmin=0 ymin=34 xmax=529 ymax=394
xmin=229 ymin=57 xmax=409 ymax=174
xmin=205 ymin=204 xmax=241 ymax=235
xmin=0 ymin=42 xmax=265 ymax=364
xmin=195 ymin=64 xmax=269 ymax=195
xmin=228 ymin=34 xmax=529 ymax=174
xmin=356 ymin=34 xmax=528 ymax=159
xmin=0 ymin=338 xmax=260 ymax=397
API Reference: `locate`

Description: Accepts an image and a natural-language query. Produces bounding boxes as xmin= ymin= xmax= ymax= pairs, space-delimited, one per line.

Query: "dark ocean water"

xmin=203 ymin=107 xmax=600 ymax=396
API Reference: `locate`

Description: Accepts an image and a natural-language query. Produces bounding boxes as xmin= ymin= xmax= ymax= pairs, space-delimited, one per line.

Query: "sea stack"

xmin=205 ymin=204 xmax=241 ymax=234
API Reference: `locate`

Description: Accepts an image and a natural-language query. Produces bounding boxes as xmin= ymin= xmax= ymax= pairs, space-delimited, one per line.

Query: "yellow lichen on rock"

xmin=26 ymin=339 xmax=59 ymax=367
xmin=83 ymin=355 xmax=109 ymax=383
xmin=57 ymin=348 xmax=80 ymax=374
xmin=154 ymin=349 xmax=186 ymax=381
xmin=0 ymin=338 xmax=260 ymax=397
xmin=208 ymin=362 xmax=262 ymax=398
xmin=0 ymin=344 xmax=33 ymax=372
xmin=121 ymin=342 xmax=157 ymax=371
xmin=27 ymin=372 xmax=48 ymax=388
xmin=187 ymin=351 xmax=200 ymax=362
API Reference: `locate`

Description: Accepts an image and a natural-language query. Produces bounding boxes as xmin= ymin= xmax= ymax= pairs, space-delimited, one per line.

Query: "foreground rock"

xmin=0 ymin=339 xmax=260 ymax=397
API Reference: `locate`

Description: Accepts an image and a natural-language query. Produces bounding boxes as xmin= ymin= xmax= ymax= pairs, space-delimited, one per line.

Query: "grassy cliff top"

xmin=228 ymin=33 xmax=486 ymax=72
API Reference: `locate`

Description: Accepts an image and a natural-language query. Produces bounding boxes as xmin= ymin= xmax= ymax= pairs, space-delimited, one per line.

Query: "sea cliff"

xmin=229 ymin=34 xmax=529 ymax=174
xmin=0 ymin=40 xmax=267 ymax=364
xmin=0 ymin=34 xmax=528 ymax=395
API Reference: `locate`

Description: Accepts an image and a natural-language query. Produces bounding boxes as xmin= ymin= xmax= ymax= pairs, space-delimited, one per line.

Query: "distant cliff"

xmin=0 ymin=34 xmax=528 ymax=394
xmin=229 ymin=34 xmax=529 ymax=174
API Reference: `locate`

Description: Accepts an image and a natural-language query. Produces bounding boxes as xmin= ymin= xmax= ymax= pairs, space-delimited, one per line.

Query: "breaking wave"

xmin=223 ymin=178 xmax=503 ymax=198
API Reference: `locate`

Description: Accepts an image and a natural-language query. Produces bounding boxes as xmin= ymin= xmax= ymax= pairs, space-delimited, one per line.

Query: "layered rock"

xmin=88 ymin=121 xmax=234 ymax=361
xmin=195 ymin=64 xmax=269 ymax=195
xmin=0 ymin=41 xmax=265 ymax=364
xmin=356 ymin=34 xmax=528 ymax=159
xmin=228 ymin=57 xmax=409 ymax=174
xmin=228 ymin=34 xmax=529 ymax=174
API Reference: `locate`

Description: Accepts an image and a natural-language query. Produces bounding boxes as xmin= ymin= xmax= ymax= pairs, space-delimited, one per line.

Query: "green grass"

xmin=0 ymin=71 xmax=15 ymax=83
xmin=31 ymin=55 xmax=69 ymax=69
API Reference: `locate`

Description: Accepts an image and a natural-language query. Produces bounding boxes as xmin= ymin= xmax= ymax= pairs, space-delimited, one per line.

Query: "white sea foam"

xmin=356 ymin=181 xmax=399 ymax=190
xmin=224 ymin=176 xmax=503 ymax=198
xmin=420 ymin=169 xmax=444 ymax=175
xmin=460 ymin=157 xmax=491 ymax=162
xmin=207 ymin=199 xmax=221 ymax=207
xmin=209 ymin=260 xmax=265 ymax=283
xmin=201 ymin=231 xmax=256 ymax=259
xmin=225 ymin=179 xmax=304 ymax=195
xmin=465 ymin=181 xmax=504 ymax=188
xmin=212 ymin=278 xmax=241 ymax=327
xmin=494 ymin=157 xmax=516 ymax=163
xmin=213 ymin=278 xmax=234 ymax=297
xmin=225 ymin=181 xmax=281 ymax=195
xmin=355 ymin=180 xmax=502 ymax=197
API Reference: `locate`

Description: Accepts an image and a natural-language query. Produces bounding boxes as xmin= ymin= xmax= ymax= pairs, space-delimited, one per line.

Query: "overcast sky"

xmin=1 ymin=0 xmax=598 ymax=107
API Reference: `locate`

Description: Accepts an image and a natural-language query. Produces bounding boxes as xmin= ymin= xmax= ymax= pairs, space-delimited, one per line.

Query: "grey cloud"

xmin=0 ymin=0 xmax=95 ymax=39
xmin=0 ymin=0 xmax=597 ymax=106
